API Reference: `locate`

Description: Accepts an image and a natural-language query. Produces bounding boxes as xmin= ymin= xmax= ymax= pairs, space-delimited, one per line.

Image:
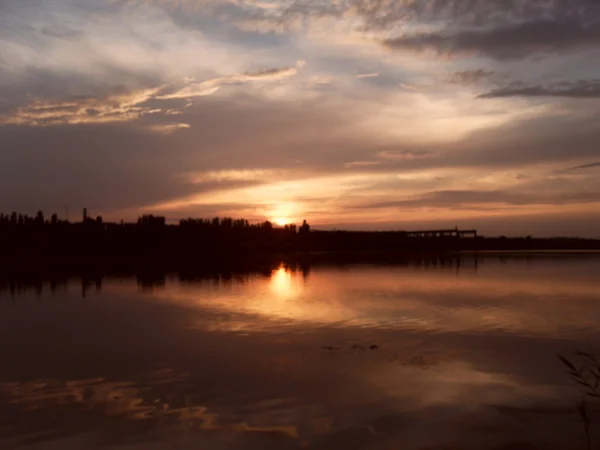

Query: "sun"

xmin=273 ymin=217 xmax=289 ymax=226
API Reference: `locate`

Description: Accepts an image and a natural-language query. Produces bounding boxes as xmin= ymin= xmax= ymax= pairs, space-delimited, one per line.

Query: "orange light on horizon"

xmin=273 ymin=217 xmax=289 ymax=226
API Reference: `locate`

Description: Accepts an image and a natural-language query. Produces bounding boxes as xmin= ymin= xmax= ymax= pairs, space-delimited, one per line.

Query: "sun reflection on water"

xmin=270 ymin=265 xmax=298 ymax=299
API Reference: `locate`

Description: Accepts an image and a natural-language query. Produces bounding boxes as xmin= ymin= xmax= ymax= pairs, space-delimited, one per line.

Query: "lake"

xmin=1 ymin=254 xmax=600 ymax=449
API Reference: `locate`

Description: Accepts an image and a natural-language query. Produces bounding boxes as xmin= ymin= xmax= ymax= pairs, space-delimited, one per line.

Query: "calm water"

xmin=1 ymin=255 xmax=600 ymax=449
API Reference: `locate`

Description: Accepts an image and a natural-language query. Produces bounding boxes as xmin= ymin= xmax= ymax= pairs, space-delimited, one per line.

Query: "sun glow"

xmin=273 ymin=217 xmax=289 ymax=226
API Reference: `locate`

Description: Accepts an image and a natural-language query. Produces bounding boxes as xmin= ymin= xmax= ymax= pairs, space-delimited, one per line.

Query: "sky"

xmin=0 ymin=0 xmax=599 ymax=237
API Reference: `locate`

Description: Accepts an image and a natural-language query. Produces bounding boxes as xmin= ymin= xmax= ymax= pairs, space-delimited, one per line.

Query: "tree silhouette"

xmin=299 ymin=219 xmax=310 ymax=235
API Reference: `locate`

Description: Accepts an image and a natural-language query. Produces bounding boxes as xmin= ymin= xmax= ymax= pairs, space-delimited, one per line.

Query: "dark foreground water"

xmin=1 ymin=254 xmax=600 ymax=449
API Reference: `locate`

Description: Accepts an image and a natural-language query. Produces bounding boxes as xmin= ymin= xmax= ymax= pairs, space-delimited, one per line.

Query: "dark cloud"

xmin=479 ymin=79 xmax=600 ymax=98
xmin=339 ymin=107 xmax=600 ymax=176
xmin=357 ymin=189 xmax=600 ymax=210
xmin=567 ymin=162 xmax=600 ymax=171
xmin=442 ymin=110 xmax=600 ymax=169
xmin=234 ymin=0 xmax=600 ymax=33
xmin=447 ymin=69 xmax=496 ymax=85
xmin=383 ymin=19 xmax=600 ymax=60
xmin=358 ymin=0 xmax=600 ymax=29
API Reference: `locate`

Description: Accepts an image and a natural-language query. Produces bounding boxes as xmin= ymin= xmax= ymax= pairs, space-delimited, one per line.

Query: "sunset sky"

xmin=1 ymin=0 xmax=599 ymax=236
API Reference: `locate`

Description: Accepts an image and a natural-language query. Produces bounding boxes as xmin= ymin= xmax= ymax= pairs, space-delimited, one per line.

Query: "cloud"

xmin=147 ymin=123 xmax=190 ymax=134
xmin=383 ymin=19 xmax=600 ymax=60
xmin=344 ymin=150 xmax=435 ymax=170
xmin=305 ymin=75 xmax=332 ymax=87
xmin=343 ymin=150 xmax=434 ymax=168
xmin=377 ymin=150 xmax=433 ymax=161
xmin=183 ymin=169 xmax=281 ymax=184
xmin=356 ymin=72 xmax=379 ymax=79
xmin=155 ymin=83 xmax=221 ymax=100
xmin=398 ymin=83 xmax=420 ymax=92
xmin=156 ymin=64 xmax=303 ymax=100
xmin=356 ymin=189 xmax=600 ymax=210
xmin=479 ymin=79 xmax=600 ymax=99
xmin=0 ymin=87 xmax=164 ymax=126
xmin=447 ymin=69 xmax=496 ymax=85
xmin=1 ymin=63 xmax=304 ymax=126
xmin=203 ymin=0 xmax=600 ymax=37
xmin=419 ymin=108 xmax=600 ymax=171
xmin=343 ymin=160 xmax=382 ymax=169
xmin=567 ymin=162 xmax=600 ymax=171
xmin=352 ymin=0 xmax=600 ymax=31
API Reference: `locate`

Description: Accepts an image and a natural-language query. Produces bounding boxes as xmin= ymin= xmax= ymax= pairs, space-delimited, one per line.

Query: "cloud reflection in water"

xmin=0 ymin=256 xmax=599 ymax=448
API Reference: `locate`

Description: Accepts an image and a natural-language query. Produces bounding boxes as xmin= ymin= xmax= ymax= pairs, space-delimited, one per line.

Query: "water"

xmin=1 ymin=254 xmax=600 ymax=449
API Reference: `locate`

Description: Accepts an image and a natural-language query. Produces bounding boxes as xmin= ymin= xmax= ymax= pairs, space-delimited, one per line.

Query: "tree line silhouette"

xmin=0 ymin=210 xmax=314 ymax=269
xmin=0 ymin=209 xmax=598 ymax=271
xmin=0 ymin=211 xmax=311 ymax=235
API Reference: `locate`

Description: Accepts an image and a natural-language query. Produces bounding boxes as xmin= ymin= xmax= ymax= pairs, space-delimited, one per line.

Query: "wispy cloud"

xmin=343 ymin=150 xmax=434 ymax=169
xmin=377 ymin=150 xmax=434 ymax=161
xmin=355 ymin=189 xmax=600 ymax=210
xmin=566 ymin=162 xmax=600 ymax=171
xmin=479 ymin=79 xmax=600 ymax=99
xmin=184 ymin=169 xmax=281 ymax=184
xmin=344 ymin=160 xmax=382 ymax=169
xmin=147 ymin=123 xmax=190 ymax=134
xmin=356 ymin=72 xmax=379 ymax=79
xmin=1 ymin=63 xmax=304 ymax=126
xmin=306 ymin=75 xmax=332 ymax=87
xmin=398 ymin=83 xmax=420 ymax=92
xmin=156 ymin=63 xmax=304 ymax=100
xmin=0 ymin=87 xmax=164 ymax=126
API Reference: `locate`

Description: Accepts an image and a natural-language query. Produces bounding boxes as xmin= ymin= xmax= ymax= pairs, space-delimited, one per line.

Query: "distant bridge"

xmin=403 ymin=228 xmax=478 ymax=238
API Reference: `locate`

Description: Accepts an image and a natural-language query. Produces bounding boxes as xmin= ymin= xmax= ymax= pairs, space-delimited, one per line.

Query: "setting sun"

xmin=273 ymin=217 xmax=289 ymax=226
